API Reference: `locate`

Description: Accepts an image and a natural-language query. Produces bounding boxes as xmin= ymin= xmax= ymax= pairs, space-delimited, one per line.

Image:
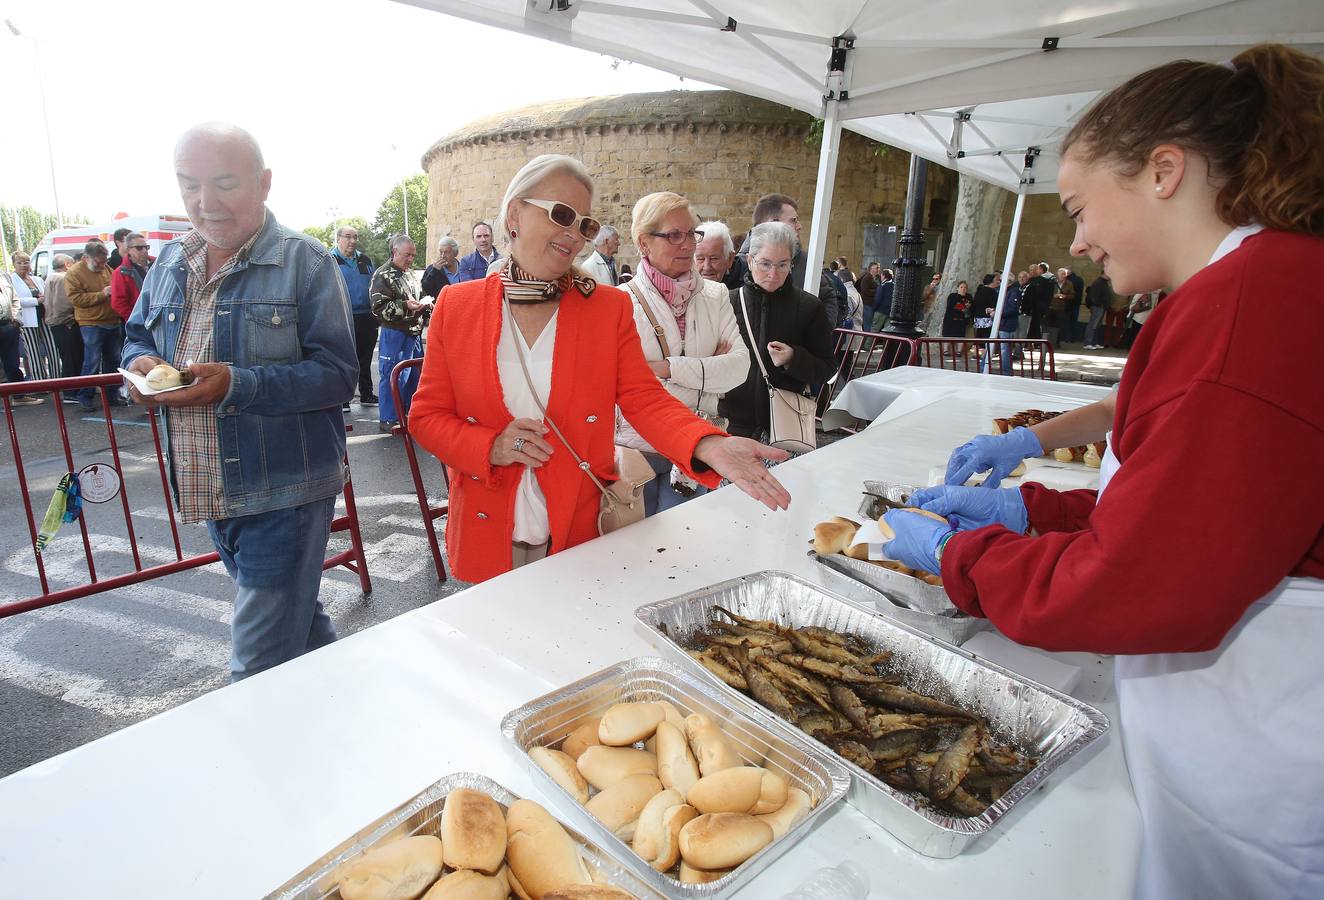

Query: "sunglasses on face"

xmin=649 ymin=229 xmax=704 ymax=246
xmin=522 ymin=198 xmax=601 ymax=241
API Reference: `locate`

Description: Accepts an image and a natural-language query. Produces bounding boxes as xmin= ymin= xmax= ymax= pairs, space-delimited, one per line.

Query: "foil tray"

xmin=500 ymin=656 xmax=851 ymax=898
xmin=812 ymin=553 xmax=989 ymax=646
xmin=266 ymin=772 xmax=664 ymax=900
xmin=635 ymin=572 xmax=1109 ymax=858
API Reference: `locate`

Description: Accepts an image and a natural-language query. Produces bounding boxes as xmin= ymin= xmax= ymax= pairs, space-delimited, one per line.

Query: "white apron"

xmin=1099 ymin=225 xmax=1324 ymax=900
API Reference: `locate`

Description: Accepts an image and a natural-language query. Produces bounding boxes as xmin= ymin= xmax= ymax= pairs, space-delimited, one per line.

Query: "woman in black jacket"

xmin=720 ymin=221 xmax=835 ymax=440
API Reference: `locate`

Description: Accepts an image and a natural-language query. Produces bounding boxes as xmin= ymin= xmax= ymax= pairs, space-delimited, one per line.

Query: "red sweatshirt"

xmin=942 ymin=229 xmax=1324 ymax=654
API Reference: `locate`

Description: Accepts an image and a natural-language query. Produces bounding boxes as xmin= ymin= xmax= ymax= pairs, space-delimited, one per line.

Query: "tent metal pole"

xmin=803 ymin=93 xmax=842 ymax=294
xmin=983 ymin=190 xmax=1026 ymax=373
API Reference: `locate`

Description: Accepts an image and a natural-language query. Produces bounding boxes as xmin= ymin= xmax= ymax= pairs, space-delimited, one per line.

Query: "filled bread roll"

xmin=655 ymin=720 xmax=700 ymax=798
xmin=877 ymin=507 xmax=947 ymax=541
xmin=542 ymin=886 xmax=637 ymax=899
xmin=421 ymin=867 xmax=508 ymax=900
xmin=811 ymin=517 xmax=859 ymax=555
xmin=599 ymin=702 xmax=665 ymax=746
xmin=440 ymin=789 xmax=506 ymax=875
xmin=530 ymin=746 xmax=590 ymax=804
xmin=631 ymin=789 xmax=684 ymax=862
xmin=585 ymin=773 xmax=662 ymax=838
xmin=576 ymin=746 xmax=657 ymax=791
xmin=505 ymin=799 xmax=591 ymax=900
xmin=686 ymin=766 xmax=764 ymax=814
xmin=562 ymin=717 xmax=603 ymax=761
xmin=679 ymin=861 xmax=732 ymax=884
xmin=684 ymin=714 xmax=743 ymax=776
xmin=843 ymin=541 xmax=872 ymax=560
xmin=144 ymin=363 xmax=184 ymax=390
xmin=338 ymin=834 xmax=444 ymax=900
xmin=756 ymin=787 xmax=812 ymax=839
xmin=678 ymin=813 xmax=774 ymax=871
xmin=749 ymin=770 xmax=789 ymax=816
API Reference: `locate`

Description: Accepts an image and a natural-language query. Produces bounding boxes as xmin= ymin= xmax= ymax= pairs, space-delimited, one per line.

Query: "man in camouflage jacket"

xmin=370 ymin=235 xmax=429 ymax=431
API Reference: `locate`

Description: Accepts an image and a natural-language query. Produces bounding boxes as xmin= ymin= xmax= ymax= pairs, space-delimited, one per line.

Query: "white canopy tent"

xmin=394 ymin=0 xmax=1323 ymax=336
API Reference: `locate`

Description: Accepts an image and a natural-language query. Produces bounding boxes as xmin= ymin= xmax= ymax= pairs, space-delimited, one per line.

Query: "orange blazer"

xmin=409 ymin=273 xmax=724 ymax=583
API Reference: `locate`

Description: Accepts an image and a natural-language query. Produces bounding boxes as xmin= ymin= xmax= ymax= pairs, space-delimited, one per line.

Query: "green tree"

xmin=369 ymin=173 xmax=428 ymax=266
xmin=1 ymin=205 xmax=92 ymax=260
xmin=299 ymin=215 xmax=376 ymax=260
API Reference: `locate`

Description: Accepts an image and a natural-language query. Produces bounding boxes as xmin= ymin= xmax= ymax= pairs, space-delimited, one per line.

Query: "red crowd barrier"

xmin=1 ymin=373 xmax=372 ymax=618
xmin=915 ymin=337 xmax=1057 ymax=380
xmin=817 ymin=329 xmax=917 ymax=426
xmin=388 ymin=358 xmax=449 ymax=583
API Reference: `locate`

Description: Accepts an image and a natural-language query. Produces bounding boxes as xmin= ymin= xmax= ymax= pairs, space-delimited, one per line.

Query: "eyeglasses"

xmin=648 ymin=229 xmax=704 ymax=246
xmin=522 ymin=198 xmax=601 ymax=241
xmin=751 ymin=257 xmax=792 ymax=273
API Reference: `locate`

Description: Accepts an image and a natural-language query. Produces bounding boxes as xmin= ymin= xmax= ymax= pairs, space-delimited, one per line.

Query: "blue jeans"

xmin=378 ymin=327 xmax=423 ymax=424
xmin=1083 ymin=305 xmax=1108 ymax=346
xmin=206 ymin=496 xmax=338 ymax=681
xmin=641 ymin=451 xmax=708 ymax=517
xmin=77 ymin=324 xmax=124 ymax=401
xmin=997 ymin=330 xmax=1018 ymax=375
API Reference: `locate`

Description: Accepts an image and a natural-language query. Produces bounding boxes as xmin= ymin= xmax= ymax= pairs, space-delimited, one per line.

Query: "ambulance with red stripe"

xmin=30 ymin=214 xmax=193 ymax=277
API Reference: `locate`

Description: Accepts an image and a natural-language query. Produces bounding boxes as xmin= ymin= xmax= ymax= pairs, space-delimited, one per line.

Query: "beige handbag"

xmin=505 ymin=298 xmax=653 ymax=535
xmin=738 ymin=286 xmax=816 ymax=454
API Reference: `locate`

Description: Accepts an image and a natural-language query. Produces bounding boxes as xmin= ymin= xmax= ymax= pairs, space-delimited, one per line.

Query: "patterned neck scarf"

xmin=499 ymin=258 xmax=595 ymax=304
xmin=640 ymin=257 xmax=699 ymax=335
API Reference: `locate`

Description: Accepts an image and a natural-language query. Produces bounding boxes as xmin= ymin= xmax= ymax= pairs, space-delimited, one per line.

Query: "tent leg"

xmin=983 ymin=191 xmax=1026 ymax=373
xmin=803 ymin=96 xmax=842 ymax=294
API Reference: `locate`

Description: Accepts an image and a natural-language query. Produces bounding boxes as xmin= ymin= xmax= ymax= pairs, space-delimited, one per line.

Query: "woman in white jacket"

xmin=617 ymin=193 xmax=750 ymax=514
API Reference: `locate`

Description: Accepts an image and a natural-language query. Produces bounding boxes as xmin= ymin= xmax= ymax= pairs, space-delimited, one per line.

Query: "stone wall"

xmin=422 ymin=91 xmax=956 ymax=274
xmin=993 ymin=193 xmax=1101 ymax=283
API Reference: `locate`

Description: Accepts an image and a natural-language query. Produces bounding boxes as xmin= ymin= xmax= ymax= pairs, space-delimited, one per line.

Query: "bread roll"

xmin=530 ymin=746 xmax=590 ymax=804
xmin=655 ymin=720 xmax=700 ymax=798
xmin=631 ymin=788 xmax=684 ymax=861
xmin=811 ymin=517 xmax=858 ymax=555
xmin=652 ymin=802 xmax=699 ymax=871
xmin=508 ymin=868 xmax=532 ymax=900
xmin=678 ymin=861 xmax=732 ymax=884
xmin=599 ymin=702 xmax=665 ymax=746
xmin=686 ymin=766 xmax=764 ymax=814
xmin=656 ymin=699 xmax=687 ymax=731
xmin=584 ymin=773 xmax=662 ymax=837
xmin=684 ymin=714 xmax=743 ymax=776
xmin=562 ymin=717 xmax=603 ymax=761
xmin=576 ymin=746 xmax=657 ymax=791
xmin=338 ymin=834 xmax=444 ymax=900
xmin=440 ymin=788 xmax=506 ymax=875
xmin=421 ymin=868 xmax=507 ymax=900
xmin=1084 ymin=442 xmax=1103 ymax=468
xmin=843 ymin=541 xmax=872 ymax=560
xmin=505 ymin=799 xmax=591 ymax=900
xmin=876 ymin=507 xmax=947 ymax=541
xmin=678 ymin=813 xmax=774 ymax=871
xmin=542 ymin=886 xmax=637 ymax=899
xmin=755 ymin=787 xmax=811 ymax=839
xmin=144 ymin=363 xmax=183 ymax=390
xmin=750 ymin=770 xmax=789 ymax=815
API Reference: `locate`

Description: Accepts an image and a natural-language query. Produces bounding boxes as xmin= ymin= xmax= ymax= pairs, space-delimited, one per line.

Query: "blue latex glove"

xmin=881 ymin=509 xmax=954 ymax=575
xmin=944 ymin=426 xmax=1043 ymax=487
xmin=910 ymin=484 xmax=1028 ymax=534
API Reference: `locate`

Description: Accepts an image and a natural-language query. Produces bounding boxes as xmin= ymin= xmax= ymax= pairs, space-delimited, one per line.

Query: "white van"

xmin=30 ymin=214 xmax=193 ymax=277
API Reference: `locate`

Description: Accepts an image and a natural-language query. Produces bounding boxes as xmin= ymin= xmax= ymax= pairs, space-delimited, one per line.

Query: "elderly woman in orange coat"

xmin=409 ymin=155 xmax=791 ymax=582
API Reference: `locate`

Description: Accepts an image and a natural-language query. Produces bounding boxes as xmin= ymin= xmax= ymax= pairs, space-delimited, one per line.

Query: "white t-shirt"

xmin=496 ymin=305 xmax=558 ymax=544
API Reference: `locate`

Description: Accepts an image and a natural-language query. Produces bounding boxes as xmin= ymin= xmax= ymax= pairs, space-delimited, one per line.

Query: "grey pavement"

xmin=0 ymin=392 xmax=465 ymax=778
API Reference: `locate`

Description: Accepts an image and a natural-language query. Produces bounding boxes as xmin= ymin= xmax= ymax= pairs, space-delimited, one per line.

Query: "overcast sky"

xmin=1 ymin=0 xmax=714 ymax=230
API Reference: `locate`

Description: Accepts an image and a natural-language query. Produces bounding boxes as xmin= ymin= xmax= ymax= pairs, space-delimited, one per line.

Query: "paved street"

xmin=0 ymin=394 xmax=464 ymax=777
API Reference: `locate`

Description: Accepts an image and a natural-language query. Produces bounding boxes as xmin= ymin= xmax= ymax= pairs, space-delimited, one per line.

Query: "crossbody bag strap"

xmin=625 ymin=278 xmax=671 ymax=358
xmin=738 ymin=285 xmax=775 ymax=390
xmin=502 ymin=298 xmax=615 ymax=503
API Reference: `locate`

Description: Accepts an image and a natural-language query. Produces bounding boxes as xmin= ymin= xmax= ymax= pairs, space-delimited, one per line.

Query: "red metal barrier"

xmin=817 ymin=329 xmax=917 ymax=427
xmin=388 ymin=358 xmax=449 ymax=583
xmin=915 ymin=337 xmax=1057 ymax=380
xmin=1 ymin=372 xmax=371 ymax=618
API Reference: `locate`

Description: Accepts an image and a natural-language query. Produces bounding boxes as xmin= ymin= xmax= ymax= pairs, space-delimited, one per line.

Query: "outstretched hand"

xmin=694 ymin=435 xmax=791 ymax=511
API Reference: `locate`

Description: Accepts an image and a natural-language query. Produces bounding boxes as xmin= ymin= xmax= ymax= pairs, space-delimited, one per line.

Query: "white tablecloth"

xmin=0 ymin=370 xmax=1141 ymax=899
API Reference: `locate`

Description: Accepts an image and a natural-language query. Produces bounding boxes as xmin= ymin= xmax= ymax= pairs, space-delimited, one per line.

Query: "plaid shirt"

xmin=168 ymin=222 xmax=263 ymax=523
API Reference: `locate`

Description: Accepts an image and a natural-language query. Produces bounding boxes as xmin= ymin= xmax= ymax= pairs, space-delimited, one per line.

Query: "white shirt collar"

xmin=1209 ymin=223 xmax=1265 ymax=265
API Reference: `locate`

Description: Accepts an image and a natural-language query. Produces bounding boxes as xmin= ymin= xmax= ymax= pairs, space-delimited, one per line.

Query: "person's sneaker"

xmin=62 ymin=394 xmax=81 ymax=404
xmin=379 ymin=420 xmax=398 ymax=434
xmin=109 ymin=396 xmax=130 ymax=407
xmin=79 ymin=399 xmax=97 ymax=412
xmin=11 ymin=395 xmax=44 ymax=406
xmin=342 ymin=402 xmax=351 ymax=411
xmin=361 ymin=393 xmax=379 ymax=405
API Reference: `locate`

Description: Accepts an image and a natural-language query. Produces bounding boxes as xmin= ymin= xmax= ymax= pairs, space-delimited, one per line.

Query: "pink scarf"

xmin=640 ymin=257 xmax=699 ymax=336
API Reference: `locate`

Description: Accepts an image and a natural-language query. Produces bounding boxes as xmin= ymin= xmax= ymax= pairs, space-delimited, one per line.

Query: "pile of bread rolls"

xmin=991 ymin=410 xmax=1105 ymax=470
xmin=811 ymin=514 xmax=945 ymax=587
xmin=529 ymin=701 xmax=814 ymax=885
xmin=336 ymin=787 xmax=636 ymax=900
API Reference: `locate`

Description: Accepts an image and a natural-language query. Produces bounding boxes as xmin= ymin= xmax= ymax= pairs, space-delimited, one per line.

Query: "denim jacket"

xmin=122 ymin=211 xmax=358 ymax=519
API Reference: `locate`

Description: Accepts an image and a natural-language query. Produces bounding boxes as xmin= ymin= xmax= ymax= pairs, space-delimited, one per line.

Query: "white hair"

xmin=335 ymin=224 xmax=359 ymax=239
xmin=494 ymin=154 xmax=595 ymax=246
xmin=592 ymin=224 xmax=618 ymax=248
xmin=438 ymin=235 xmax=460 ymax=252
xmin=747 ymin=221 xmax=798 ymax=260
xmin=696 ymin=220 xmax=733 ymax=255
xmin=52 ymin=253 xmax=73 ymax=271
xmin=389 ymin=233 xmax=416 ymax=254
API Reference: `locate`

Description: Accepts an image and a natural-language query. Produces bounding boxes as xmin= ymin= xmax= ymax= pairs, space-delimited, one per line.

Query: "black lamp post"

xmin=883 ymin=154 xmax=928 ymax=337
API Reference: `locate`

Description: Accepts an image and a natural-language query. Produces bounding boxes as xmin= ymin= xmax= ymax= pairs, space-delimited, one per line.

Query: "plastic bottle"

xmin=780 ymin=860 xmax=871 ymax=899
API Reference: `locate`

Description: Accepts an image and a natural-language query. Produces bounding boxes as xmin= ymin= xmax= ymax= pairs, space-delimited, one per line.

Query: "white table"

xmin=0 ymin=371 xmax=1141 ymax=899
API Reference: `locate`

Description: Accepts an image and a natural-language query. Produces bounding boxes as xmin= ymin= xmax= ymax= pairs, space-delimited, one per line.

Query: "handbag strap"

xmin=738 ymin=285 xmax=777 ymax=391
xmin=625 ymin=277 xmax=671 ymax=358
xmin=502 ymin=297 xmax=616 ymax=504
